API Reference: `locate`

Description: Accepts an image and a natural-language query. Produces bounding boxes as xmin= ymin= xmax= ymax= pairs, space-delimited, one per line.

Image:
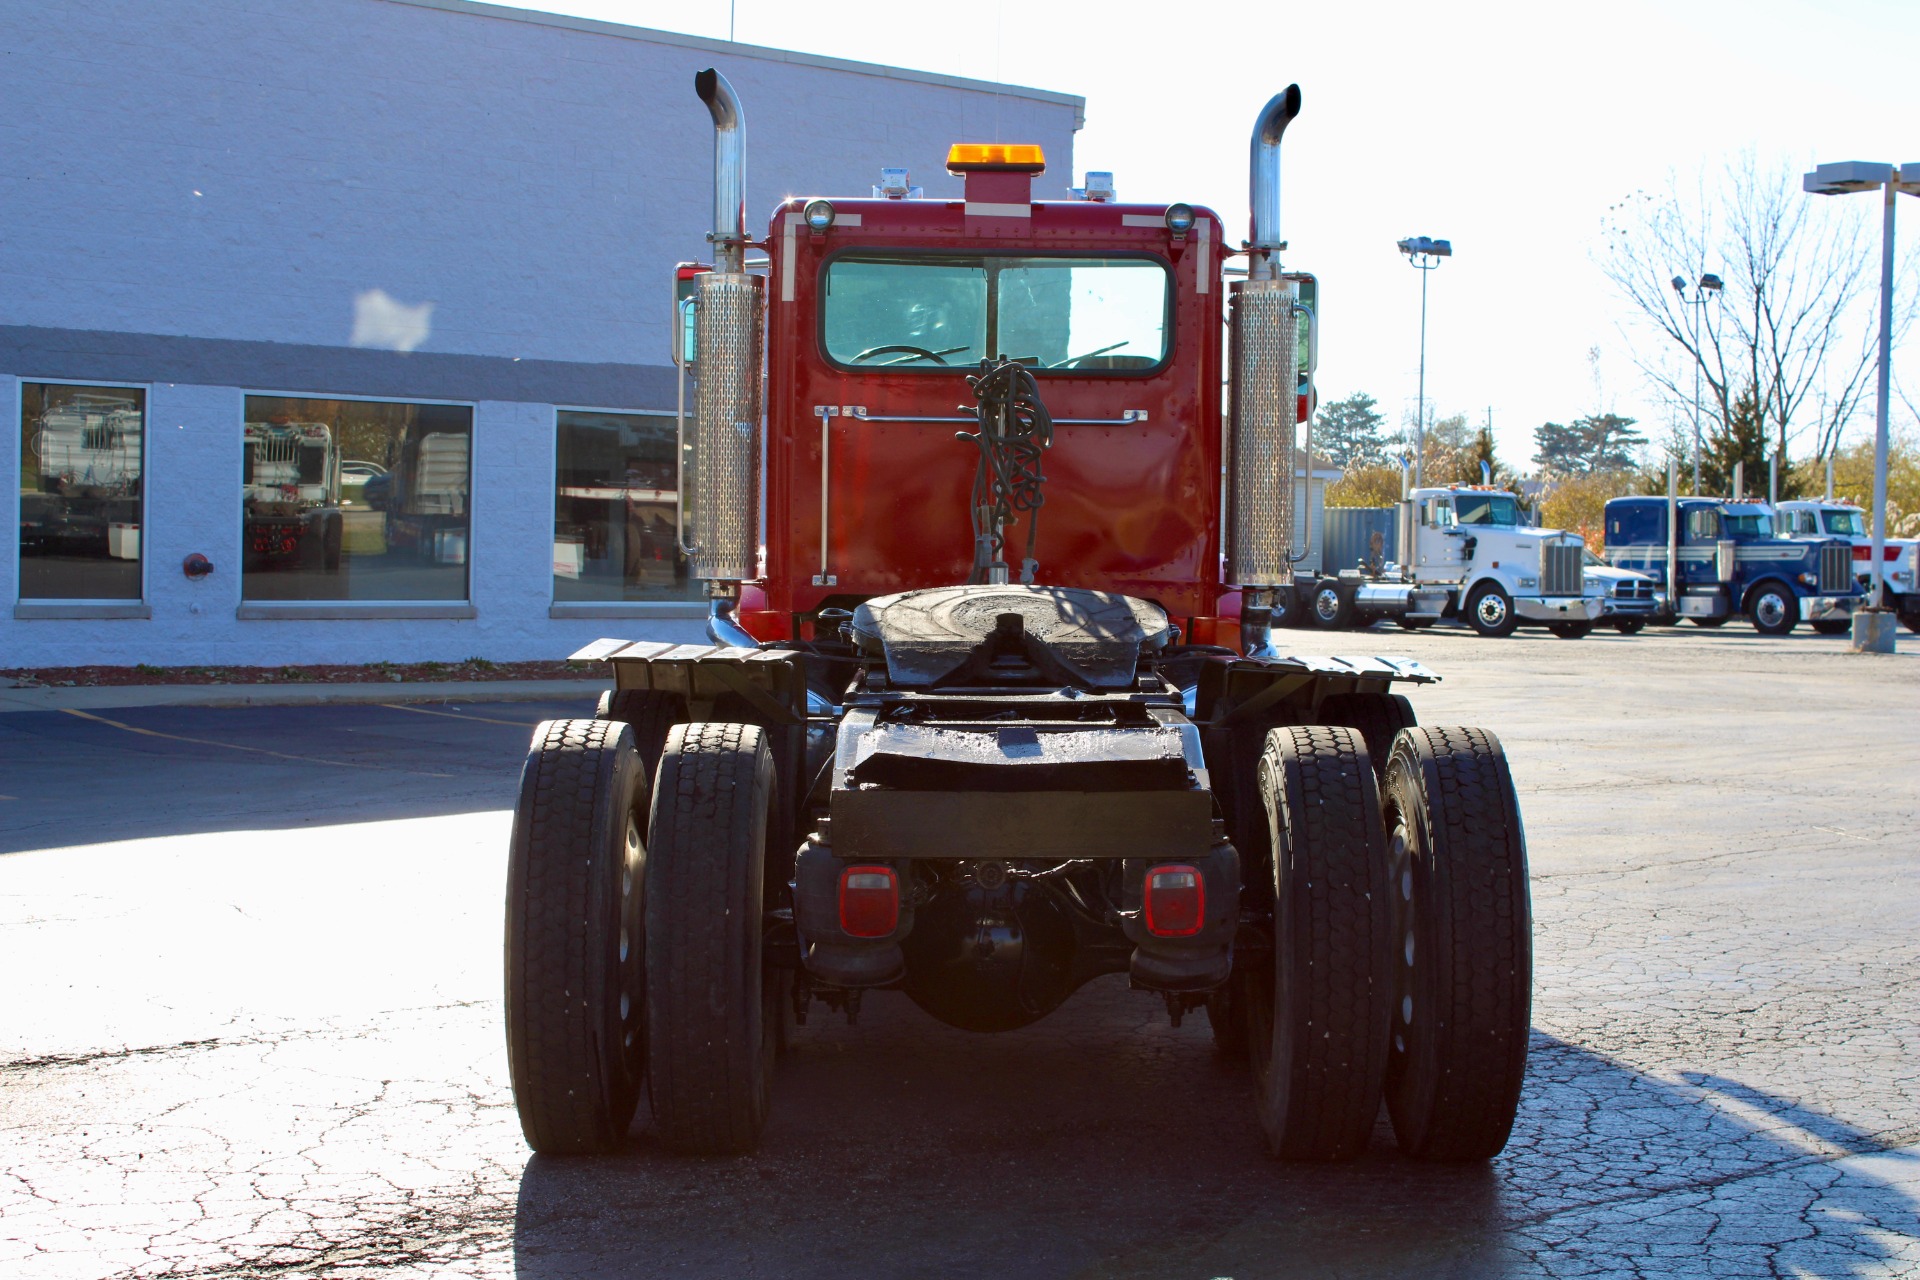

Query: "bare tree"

xmin=1599 ymin=155 xmax=1913 ymax=473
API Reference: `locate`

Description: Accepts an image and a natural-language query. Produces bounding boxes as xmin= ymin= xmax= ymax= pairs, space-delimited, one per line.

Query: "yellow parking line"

xmin=58 ymin=708 xmax=456 ymax=778
xmin=379 ymin=703 xmax=545 ymax=729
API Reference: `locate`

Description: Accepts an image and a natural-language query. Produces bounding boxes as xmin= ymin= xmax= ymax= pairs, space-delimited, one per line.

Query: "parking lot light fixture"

xmin=1398 ymin=236 xmax=1452 ymax=488
xmin=1672 ymin=273 xmax=1722 ymax=495
xmin=1803 ymin=161 xmax=1920 ymax=623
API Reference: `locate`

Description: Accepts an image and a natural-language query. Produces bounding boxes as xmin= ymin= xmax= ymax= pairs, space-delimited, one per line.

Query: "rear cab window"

xmin=821 ymin=253 xmax=1170 ymax=373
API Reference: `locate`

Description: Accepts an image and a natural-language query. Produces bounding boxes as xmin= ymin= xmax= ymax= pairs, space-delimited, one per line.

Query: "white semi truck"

xmin=1295 ymin=481 xmax=1610 ymax=638
xmin=1774 ymin=499 xmax=1920 ymax=634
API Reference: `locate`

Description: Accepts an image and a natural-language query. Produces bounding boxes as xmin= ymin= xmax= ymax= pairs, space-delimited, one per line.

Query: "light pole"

xmin=1803 ymin=161 xmax=1920 ymax=628
xmin=1670 ymin=273 xmax=1723 ymax=494
xmin=1398 ymin=236 xmax=1451 ymax=488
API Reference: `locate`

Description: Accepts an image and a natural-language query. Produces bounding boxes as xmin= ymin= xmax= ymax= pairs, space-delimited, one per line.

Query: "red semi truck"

xmin=503 ymin=72 xmax=1532 ymax=1164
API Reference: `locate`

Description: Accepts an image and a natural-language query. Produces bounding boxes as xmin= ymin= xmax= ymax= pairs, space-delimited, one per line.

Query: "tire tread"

xmin=1256 ymin=724 xmax=1392 ymax=1161
xmin=504 ymin=717 xmax=642 ymax=1154
xmin=646 ymin=721 xmax=774 ymax=1155
xmin=1385 ymin=725 xmax=1531 ymax=1161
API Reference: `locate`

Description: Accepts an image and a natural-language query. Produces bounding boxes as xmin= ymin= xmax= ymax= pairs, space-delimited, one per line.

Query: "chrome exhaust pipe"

xmin=687 ymin=69 xmax=763 ymax=584
xmin=1666 ymin=458 xmax=1680 ymax=609
xmin=695 ymin=68 xmax=747 ymax=274
xmin=707 ymin=595 xmax=760 ymax=649
xmin=1248 ymin=85 xmax=1302 ymax=282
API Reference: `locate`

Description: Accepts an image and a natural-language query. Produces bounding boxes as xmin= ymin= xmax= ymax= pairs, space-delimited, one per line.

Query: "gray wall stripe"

xmin=0 ymin=325 xmax=677 ymax=408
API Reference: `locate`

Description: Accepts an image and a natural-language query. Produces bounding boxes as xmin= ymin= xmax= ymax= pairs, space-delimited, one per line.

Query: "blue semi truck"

xmin=1603 ymin=495 xmax=1862 ymax=635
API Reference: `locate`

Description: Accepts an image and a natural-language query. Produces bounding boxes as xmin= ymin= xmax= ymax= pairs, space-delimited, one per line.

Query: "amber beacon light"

xmin=945 ymin=143 xmax=1046 ymax=174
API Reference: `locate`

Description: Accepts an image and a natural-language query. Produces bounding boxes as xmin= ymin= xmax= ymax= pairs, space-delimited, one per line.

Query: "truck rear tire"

xmin=595 ymin=689 xmax=688 ymax=788
xmin=1317 ymin=692 xmax=1416 ymax=785
xmin=1812 ymin=619 xmax=1850 ymax=636
xmin=1381 ymin=727 xmax=1531 ymax=1162
xmin=1463 ymin=583 xmax=1518 ymax=638
xmin=1245 ymin=726 xmax=1392 ymax=1162
xmin=1904 ymin=609 xmax=1920 ymax=636
xmin=1546 ymin=621 xmax=1592 ymax=639
xmin=1688 ymin=616 xmax=1727 ymax=628
xmin=1612 ymin=618 xmax=1647 ymax=635
xmin=1746 ymin=581 xmax=1799 ymax=636
xmin=645 ymin=722 xmax=778 ymax=1155
xmin=504 ymin=718 xmax=649 ymax=1154
xmin=1307 ymin=581 xmax=1353 ymax=630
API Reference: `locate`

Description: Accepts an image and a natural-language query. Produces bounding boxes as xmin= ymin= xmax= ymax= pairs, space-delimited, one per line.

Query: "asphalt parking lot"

xmin=2 ymin=624 xmax=1918 ymax=1279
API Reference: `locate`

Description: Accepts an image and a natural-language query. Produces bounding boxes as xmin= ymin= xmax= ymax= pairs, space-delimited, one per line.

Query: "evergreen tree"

xmin=1533 ymin=413 xmax=1647 ymax=474
xmin=1314 ymin=391 xmax=1387 ymax=468
xmin=1700 ymin=385 xmax=1792 ymax=498
xmin=1459 ymin=424 xmax=1520 ymax=493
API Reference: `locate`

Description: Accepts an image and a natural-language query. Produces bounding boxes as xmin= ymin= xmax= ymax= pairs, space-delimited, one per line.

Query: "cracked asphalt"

xmin=2 ymin=625 xmax=1917 ymax=1279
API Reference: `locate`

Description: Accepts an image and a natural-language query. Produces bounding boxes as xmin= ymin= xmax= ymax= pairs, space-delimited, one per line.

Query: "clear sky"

xmin=497 ymin=0 xmax=1917 ymax=469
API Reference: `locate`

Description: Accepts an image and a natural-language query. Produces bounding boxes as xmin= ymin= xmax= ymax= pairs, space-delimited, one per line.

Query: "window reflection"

xmin=20 ymin=383 xmax=145 ymax=601
xmin=241 ymin=396 xmax=471 ymax=601
xmin=553 ymin=410 xmax=697 ymax=601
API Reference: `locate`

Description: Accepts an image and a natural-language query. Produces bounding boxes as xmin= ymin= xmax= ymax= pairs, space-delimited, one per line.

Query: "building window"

xmin=553 ymin=410 xmax=697 ymax=602
xmin=19 ymin=383 xmax=145 ymax=601
xmin=241 ymin=396 xmax=472 ymax=602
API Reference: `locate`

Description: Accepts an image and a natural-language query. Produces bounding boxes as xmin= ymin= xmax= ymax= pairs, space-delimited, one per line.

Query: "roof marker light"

xmin=803 ymin=199 xmax=836 ymax=231
xmin=874 ymin=167 xmax=919 ymax=199
xmin=1165 ymin=203 xmax=1196 ymax=234
xmin=1073 ymin=171 xmax=1115 ymax=202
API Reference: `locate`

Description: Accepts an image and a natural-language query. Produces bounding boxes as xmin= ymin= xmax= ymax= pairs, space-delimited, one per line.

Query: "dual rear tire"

xmin=506 ymin=717 xmax=779 ymax=1156
xmin=1241 ymin=719 xmax=1530 ymax=1163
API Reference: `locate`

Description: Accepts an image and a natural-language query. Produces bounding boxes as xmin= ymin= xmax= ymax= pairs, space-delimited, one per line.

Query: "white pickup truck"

xmin=1295 ymin=484 xmax=1610 ymax=638
xmin=1774 ymin=500 xmax=1920 ymax=633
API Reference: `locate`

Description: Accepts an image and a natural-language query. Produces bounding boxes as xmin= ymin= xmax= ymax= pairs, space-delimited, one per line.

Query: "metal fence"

xmin=1322 ymin=507 xmax=1398 ymax=575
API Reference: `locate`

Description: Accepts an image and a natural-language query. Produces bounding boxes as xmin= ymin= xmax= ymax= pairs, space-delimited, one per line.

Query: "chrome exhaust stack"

xmin=694 ymin=69 xmax=747 ymax=274
xmin=687 ymin=69 xmax=763 ymax=587
xmin=1228 ymin=85 xmax=1305 ymax=635
xmin=1247 ymin=85 xmax=1301 ymax=284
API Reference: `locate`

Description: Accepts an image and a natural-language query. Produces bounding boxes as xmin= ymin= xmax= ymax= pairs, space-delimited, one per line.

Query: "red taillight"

xmin=1145 ymin=864 xmax=1205 ymax=937
xmin=838 ymin=865 xmax=899 ymax=938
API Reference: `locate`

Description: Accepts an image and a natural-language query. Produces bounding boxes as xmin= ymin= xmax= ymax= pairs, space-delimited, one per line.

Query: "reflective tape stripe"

xmin=964 ymin=202 xmax=1030 ymax=218
xmin=1197 ymin=217 xmax=1211 ymax=294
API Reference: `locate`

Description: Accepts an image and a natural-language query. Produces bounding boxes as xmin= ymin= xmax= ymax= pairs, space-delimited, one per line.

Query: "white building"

xmin=1 ymin=0 xmax=1081 ymax=666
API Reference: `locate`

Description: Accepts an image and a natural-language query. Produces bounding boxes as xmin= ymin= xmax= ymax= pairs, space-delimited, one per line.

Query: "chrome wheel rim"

xmin=1756 ymin=593 xmax=1787 ymax=629
xmin=1315 ymin=588 xmax=1341 ymax=622
xmin=1475 ymin=593 xmax=1507 ymax=628
xmin=620 ymin=814 xmax=642 ymax=1052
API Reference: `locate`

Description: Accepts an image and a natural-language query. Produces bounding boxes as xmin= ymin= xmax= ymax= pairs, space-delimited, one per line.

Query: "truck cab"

xmin=1775 ymin=499 xmax=1920 ymax=631
xmin=1604 ymin=495 xmax=1860 ymax=635
xmin=1301 ymin=483 xmax=1606 ymax=637
xmin=1408 ymin=486 xmax=1605 ymax=636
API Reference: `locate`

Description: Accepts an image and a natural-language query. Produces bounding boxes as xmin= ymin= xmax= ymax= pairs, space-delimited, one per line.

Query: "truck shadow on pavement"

xmin=0 ymin=699 xmax=595 ymax=855
xmin=508 ymin=994 xmax=1920 ymax=1280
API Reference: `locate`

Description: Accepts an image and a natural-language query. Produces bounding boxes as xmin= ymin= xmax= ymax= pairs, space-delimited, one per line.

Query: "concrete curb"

xmin=0 ymin=679 xmax=612 ymax=714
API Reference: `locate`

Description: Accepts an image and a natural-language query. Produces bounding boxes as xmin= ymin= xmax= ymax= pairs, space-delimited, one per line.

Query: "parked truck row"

xmin=1281 ymin=470 xmax=1875 ymax=639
